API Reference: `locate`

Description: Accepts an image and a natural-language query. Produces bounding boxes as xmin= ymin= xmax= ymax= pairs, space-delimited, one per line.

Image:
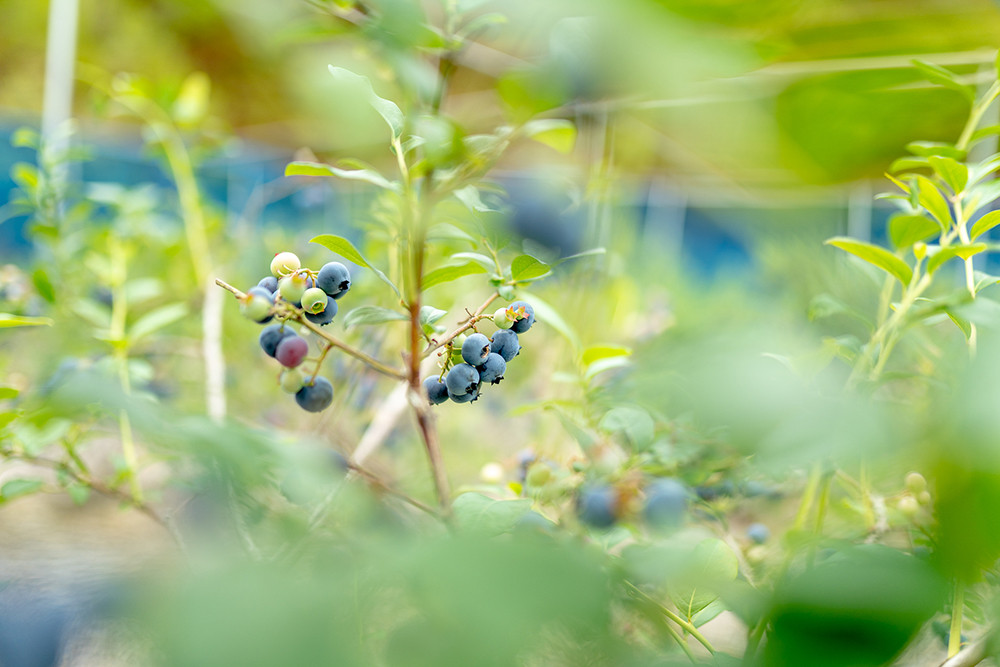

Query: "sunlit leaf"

xmin=522 ymin=119 xmax=577 ymax=154
xmin=423 ymin=263 xmax=487 ymax=290
xmin=310 ymin=234 xmax=401 ymax=298
xmin=825 ymin=237 xmax=913 ymax=285
xmin=970 ymin=210 xmax=1000 ymax=241
xmin=511 ymin=255 xmax=551 ymax=282
xmin=343 ymin=306 xmax=409 ymax=328
xmin=328 ymin=66 xmax=404 ymax=138
xmin=0 ymin=313 xmax=54 ymax=328
xmin=285 ymin=161 xmax=397 ymax=191
xmin=928 ymin=156 xmax=968 ymax=194
xmin=888 ymin=214 xmax=940 ymax=249
xmin=129 ymin=303 xmax=188 ymax=343
xmin=927 ymin=243 xmax=987 ymax=274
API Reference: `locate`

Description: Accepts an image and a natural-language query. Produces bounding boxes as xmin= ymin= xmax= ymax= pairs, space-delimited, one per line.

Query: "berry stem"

xmin=309 ymin=341 xmax=334 ymax=383
xmin=423 ymin=292 xmax=500 ymax=358
xmin=214 ymin=279 xmax=407 ymax=380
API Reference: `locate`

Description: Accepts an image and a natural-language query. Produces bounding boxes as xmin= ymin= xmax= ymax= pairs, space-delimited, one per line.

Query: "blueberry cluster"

xmin=422 ymin=301 xmax=535 ymax=405
xmin=577 ymin=477 xmax=691 ymax=530
xmin=241 ymin=251 xmax=353 ymax=413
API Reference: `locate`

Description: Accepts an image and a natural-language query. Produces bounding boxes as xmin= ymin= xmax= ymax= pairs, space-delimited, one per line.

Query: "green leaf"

xmin=171 ymin=71 xmax=210 ymax=126
xmin=427 ymin=223 xmax=477 ymax=245
xmin=450 ymin=252 xmax=497 ymax=273
xmin=910 ymin=59 xmax=974 ymax=103
xmin=453 ymin=185 xmax=492 ymax=212
xmin=669 ymin=539 xmax=740 ymax=619
xmin=285 ymin=160 xmax=397 ymax=191
xmin=522 ymin=119 xmax=577 ymax=154
xmin=889 ymin=156 xmax=931 ymax=173
xmin=970 ymin=210 xmax=1000 ymax=241
xmin=906 ymin=141 xmax=966 ymax=160
xmin=928 ymin=156 xmax=968 ymax=194
xmin=422 ymin=263 xmax=488 ymax=290
xmin=915 ymin=175 xmax=952 ymax=230
xmin=11 ymin=127 xmax=39 ymax=149
xmin=328 ymin=66 xmax=404 ymax=138
xmin=927 ymin=243 xmax=987 ymax=274
xmin=888 ymin=214 xmax=941 ymax=249
xmin=342 ymin=306 xmax=408 ymax=328
xmin=310 ymin=234 xmax=401 ymax=299
xmin=599 ymin=406 xmax=654 ymax=451
xmin=0 ymin=387 xmax=19 ymax=400
xmin=128 ymin=303 xmax=187 ymax=343
xmin=511 ymin=254 xmax=551 ymax=282
xmin=0 ymin=479 xmax=43 ymax=501
xmin=451 ymin=492 xmax=533 ymax=536
xmin=581 ymin=345 xmax=632 ymax=367
xmin=584 ymin=356 xmax=633 ymax=381
xmin=0 ymin=313 xmax=54 ymax=328
xmin=947 ymin=310 xmax=973 ymax=340
xmin=553 ymin=248 xmax=607 ymax=266
xmin=970 ymin=124 xmax=1000 ymax=146
xmin=825 ymin=237 xmax=913 ymax=285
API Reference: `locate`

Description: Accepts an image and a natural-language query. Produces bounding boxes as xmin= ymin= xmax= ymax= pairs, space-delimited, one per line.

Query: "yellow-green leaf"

xmin=915 ymin=175 xmax=952 ymax=230
xmin=970 ymin=210 xmax=1000 ymax=241
xmin=825 ymin=238 xmax=913 ymax=285
xmin=927 ymin=243 xmax=988 ymax=274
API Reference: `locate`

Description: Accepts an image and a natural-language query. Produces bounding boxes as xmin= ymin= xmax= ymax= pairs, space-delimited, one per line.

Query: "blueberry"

xmin=490 ymin=330 xmax=520 ymax=362
xmin=577 ymin=483 xmax=618 ymax=528
xmin=316 ymin=262 xmax=351 ymax=298
xmin=643 ymin=478 xmax=688 ymax=528
xmin=241 ymin=286 xmax=274 ymax=323
xmin=270 ymin=252 xmax=301 ymax=278
xmin=275 ymin=334 xmax=309 ymax=368
xmin=747 ymin=522 xmax=770 ymax=544
xmin=295 ymin=376 xmax=334 ymax=412
xmin=304 ymin=296 xmax=338 ymax=325
xmin=259 ymin=323 xmax=295 ymax=357
xmin=448 ymin=386 xmax=479 ymax=403
xmin=445 ymin=363 xmax=480 ymax=399
xmin=508 ymin=301 xmax=535 ymax=334
xmin=423 ymin=376 xmax=450 ymax=405
xmin=257 ymin=275 xmax=278 ymax=294
xmin=476 ymin=353 xmax=506 ymax=384
xmin=461 ymin=333 xmax=491 ymax=366
xmin=301 ymin=287 xmax=328 ymax=314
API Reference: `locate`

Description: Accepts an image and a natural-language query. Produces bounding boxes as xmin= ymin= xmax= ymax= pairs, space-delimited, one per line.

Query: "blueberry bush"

xmin=7 ymin=2 xmax=1000 ymax=667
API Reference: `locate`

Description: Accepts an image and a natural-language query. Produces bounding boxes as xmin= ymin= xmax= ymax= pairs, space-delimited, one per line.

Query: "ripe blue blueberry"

xmin=305 ymin=296 xmax=338 ymax=325
xmin=259 ymin=323 xmax=295 ymax=357
xmin=461 ymin=333 xmax=491 ymax=366
xmin=423 ymin=376 xmax=450 ymax=405
xmin=643 ymin=478 xmax=689 ymax=528
xmin=275 ymin=334 xmax=309 ymax=368
xmin=508 ymin=301 xmax=535 ymax=334
xmin=476 ymin=353 xmax=506 ymax=384
xmin=295 ymin=376 xmax=334 ymax=412
xmin=257 ymin=276 xmax=278 ymax=294
xmin=747 ymin=522 xmax=770 ymax=544
xmin=489 ymin=330 xmax=520 ymax=362
xmin=445 ymin=363 xmax=480 ymax=398
xmin=577 ymin=483 xmax=619 ymax=528
xmin=316 ymin=262 xmax=351 ymax=299
xmin=448 ymin=385 xmax=479 ymax=403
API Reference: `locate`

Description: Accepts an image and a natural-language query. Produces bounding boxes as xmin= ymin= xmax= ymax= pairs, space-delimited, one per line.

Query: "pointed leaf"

xmin=522 ymin=119 xmax=577 ymax=154
xmin=285 ymin=160 xmax=397 ymax=191
xmin=888 ymin=214 xmax=941 ymax=249
xmin=451 ymin=252 xmax=497 ymax=272
xmin=328 ymin=66 xmax=404 ymax=138
xmin=0 ymin=313 xmax=54 ymax=328
xmin=927 ymin=243 xmax=988 ymax=274
xmin=511 ymin=254 xmax=551 ymax=282
xmin=970 ymin=210 xmax=1000 ymax=241
xmin=915 ymin=175 xmax=952 ymax=230
xmin=825 ymin=237 xmax=913 ymax=285
xmin=342 ymin=306 xmax=408 ymax=328
xmin=0 ymin=479 xmax=43 ymax=501
xmin=422 ymin=262 xmax=488 ymax=290
xmin=906 ymin=141 xmax=966 ymax=160
xmin=910 ymin=59 xmax=974 ymax=103
xmin=582 ymin=345 xmax=632 ymax=367
xmin=889 ymin=157 xmax=930 ymax=173
xmin=128 ymin=303 xmax=188 ymax=343
xmin=451 ymin=492 xmax=533 ymax=536
xmin=310 ymin=234 xmax=401 ymax=299
xmin=520 ymin=291 xmax=580 ymax=352
xmin=928 ymin=156 xmax=968 ymax=194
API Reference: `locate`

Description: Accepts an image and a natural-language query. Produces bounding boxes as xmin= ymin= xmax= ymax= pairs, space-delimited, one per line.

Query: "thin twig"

xmin=624 ymin=581 xmax=716 ymax=654
xmin=422 ymin=292 xmax=501 ymax=357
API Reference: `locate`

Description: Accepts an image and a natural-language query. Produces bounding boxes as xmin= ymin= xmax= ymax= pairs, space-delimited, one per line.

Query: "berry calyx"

xmin=445 ymin=363 xmax=480 ymax=400
xmin=508 ymin=301 xmax=535 ymax=334
xmin=295 ymin=376 xmax=334 ymax=412
xmin=305 ymin=296 xmax=337 ymax=325
xmin=270 ymin=252 xmax=301 ymax=278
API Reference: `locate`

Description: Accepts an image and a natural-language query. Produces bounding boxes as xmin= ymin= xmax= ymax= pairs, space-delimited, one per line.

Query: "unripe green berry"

xmin=526 ymin=462 xmax=552 ymax=487
xmin=898 ymin=495 xmax=920 ymax=518
xmin=301 ymin=287 xmax=328 ymax=314
xmin=280 ymin=368 xmax=306 ymax=394
xmin=905 ymin=471 xmax=927 ymax=494
xmin=493 ymin=307 xmax=513 ymax=329
xmin=270 ymin=252 xmax=301 ymax=278
xmin=450 ymin=333 xmax=467 ymax=365
xmin=918 ymin=490 xmax=932 ymax=505
xmin=241 ymin=290 xmax=273 ymax=322
xmin=279 ymin=271 xmax=309 ymax=304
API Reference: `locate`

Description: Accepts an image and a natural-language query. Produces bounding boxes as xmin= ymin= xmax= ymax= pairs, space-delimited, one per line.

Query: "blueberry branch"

xmin=214 ymin=278 xmax=407 ymax=380
xmin=422 ymin=292 xmax=500 ymax=358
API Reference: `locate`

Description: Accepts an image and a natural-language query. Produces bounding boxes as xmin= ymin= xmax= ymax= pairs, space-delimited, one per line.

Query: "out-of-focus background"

xmin=3 ymin=1 xmax=1000 ymax=665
